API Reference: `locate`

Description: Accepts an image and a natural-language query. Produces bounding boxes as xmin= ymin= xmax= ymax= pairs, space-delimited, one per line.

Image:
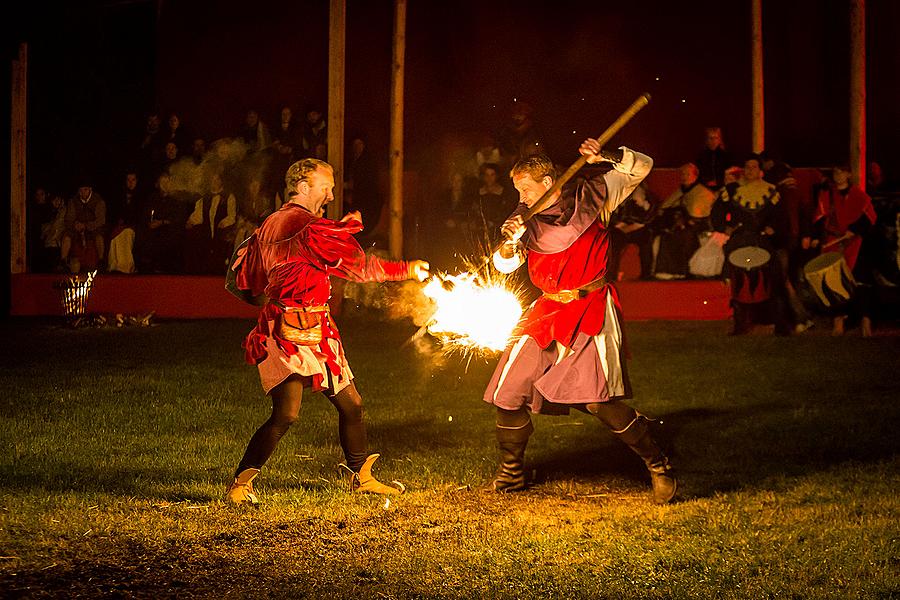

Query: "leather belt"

xmin=543 ymin=276 xmax=608 ymax=304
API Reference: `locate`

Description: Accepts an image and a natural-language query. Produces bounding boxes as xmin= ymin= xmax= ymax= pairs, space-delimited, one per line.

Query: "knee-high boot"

xmin=484 ymin=420 xmax=533 ymax=492
xmin=613 ymin=415 xmax=677 ymax=504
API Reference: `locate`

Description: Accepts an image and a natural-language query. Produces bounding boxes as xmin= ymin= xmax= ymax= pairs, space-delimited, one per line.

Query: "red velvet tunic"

xmin=231 ymin=203 xmax=409 ymax=391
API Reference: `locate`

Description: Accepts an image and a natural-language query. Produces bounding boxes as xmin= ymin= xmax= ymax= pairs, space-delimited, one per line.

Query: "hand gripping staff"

xmin=499 ymin=92 xmax=652 ymax=248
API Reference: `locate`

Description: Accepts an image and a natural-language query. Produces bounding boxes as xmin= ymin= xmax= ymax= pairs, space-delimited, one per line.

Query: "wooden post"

xmin=850 ymin=0 xmax=866 ymax=191
xmin=389 ymin=0 xmax=406 ymax=259
xmin=751 ymin=0 xmax=765 ymax=153
xmin=327 ymin=0 xmax=346 ymax=219
xmin=11 ymin=43 xmax=27 ymax=274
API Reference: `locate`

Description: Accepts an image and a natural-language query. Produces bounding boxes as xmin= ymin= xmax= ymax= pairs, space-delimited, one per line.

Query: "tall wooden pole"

xmin=751 ymin=0 xmax=765 ymax=153
xmin=11 ymin=43 xmax=27 ymax=274
xmin=389 ymin=0 xmax=406 ymax=259
xmin=327 ymin=0 xmax=346 ymax=219
xmin=850 ymin=0 xmax=866 ymax=191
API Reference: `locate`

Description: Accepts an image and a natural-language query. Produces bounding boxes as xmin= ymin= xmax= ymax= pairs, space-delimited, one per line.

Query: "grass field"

xmin=1 ymin=311 xmax=899 ymax=598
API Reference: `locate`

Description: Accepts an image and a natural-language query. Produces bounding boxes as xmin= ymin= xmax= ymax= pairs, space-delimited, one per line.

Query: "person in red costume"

xmin=483 ymin=139 xmax=676 ymax=504
xmin=225 ymin=158 xmax=429 ymax=504
xmin=813 ymin=164 xmax=877 ymax=336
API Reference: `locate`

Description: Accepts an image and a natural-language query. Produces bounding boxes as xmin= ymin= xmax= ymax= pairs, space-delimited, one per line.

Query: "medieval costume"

xmin=225 ymin=181 xmax=422 ymax=503
xmin=711 ymin=177 xmax=789 ymax=334
xmin=483 ymin=146 xmax=676 ymax=504
xmin=231 ymin=204 xmax=413 ymax=395
xmin=812 ymin=180 xmax=877 ymax=334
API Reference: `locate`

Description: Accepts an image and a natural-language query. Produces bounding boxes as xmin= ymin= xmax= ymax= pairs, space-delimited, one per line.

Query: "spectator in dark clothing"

xmin=498 ymin=101 xmax=544 ymax=170
xmin=30 ymin=187 xmax=66 ymax=272
xmin=608 ymin=181 xmax=656 ymax=280
xmin=763 ymin=157 xmax=814 ymax=331
xmin=467 ymin=162 xmax=518 ymax=245
xmin=346 ymin=136 xmax=383 ymax=235
xmin=696 ymin=126 xmax=733 ymax=190
xmin=655 ymin=163 xmax=714 ymax=278
xmin=136 ymin=172 xmax=187 ymax=273
xmin=301 ymin=106 xmax=326 ymax=158
xmin=107 ymin=170 xmax=145 ymax=274
xmin=60 ymin=179 xmax=106 ymax=273
xmin=184 ymin=171 xmax=236 ymax=274
xmin=163 ymin=112 xmax=192 ymax=156
xmin=241 ymin=109 xmax=272 ymax=155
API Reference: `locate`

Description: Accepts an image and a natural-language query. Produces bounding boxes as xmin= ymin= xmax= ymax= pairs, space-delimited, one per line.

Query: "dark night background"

xmin=2 ymin=0 xmax=899 ymax=312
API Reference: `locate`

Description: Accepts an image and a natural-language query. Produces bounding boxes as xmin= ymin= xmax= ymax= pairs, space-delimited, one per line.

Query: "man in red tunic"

xmin=483 ymin=139 xmax=676 ymax=504
xmin=813 ymin=164 xmax=877 ymax=336
xmin=225 ymin=158 xmax=429 ymax=504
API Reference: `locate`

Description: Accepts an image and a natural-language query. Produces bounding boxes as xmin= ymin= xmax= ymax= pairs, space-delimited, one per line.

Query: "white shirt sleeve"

xmin=187 ymin=198 xmax=203 ymax=227
xmin=492 ymin=243 xmax=526 ymax=273
xmin=600 ymin=147 xmax=653 ymax=222
xmin=218 ymin=194 xmax=237 ymax=228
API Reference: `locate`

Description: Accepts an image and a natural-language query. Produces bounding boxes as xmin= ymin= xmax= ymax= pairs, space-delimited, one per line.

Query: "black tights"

xmin=497 ymin=400 xmax=638 ymax=432
xmin=235 ymin=377 xmax=368 ymax=477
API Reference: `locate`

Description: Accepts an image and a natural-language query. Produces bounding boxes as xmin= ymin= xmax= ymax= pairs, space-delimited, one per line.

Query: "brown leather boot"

xmin=483 ymin=420 xmax=533 ymax=492
xmin=613 ymin=416 xmax=677 ymax=505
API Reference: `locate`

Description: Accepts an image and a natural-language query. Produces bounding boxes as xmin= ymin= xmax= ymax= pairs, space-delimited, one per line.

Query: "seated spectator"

xmin=34 ymin=190 xmax=67 ymax=272
xmin=301 ymin=106 xmax=326 ymax=158
xmin=475 ymin=134 xmax=502 ymax=172
xmin=184 ymin=171 xmax=236 ymax=274
xmin=271 ymin=106 xmax=302 ymax=188
xmin=60 ymin=178 xmax=106 ymax=273
xmin=498 ymin=101 xmax=544 ymax=169
xmin=345 ymin=136 xmax=383 ymax=235
xmin=136 ymin=172 xmax=187 ymax=273
xmin=107 ymin=170 xmax=145 ymax=274
xmin=137 ymin=112 xmax=164 ymax=181
xmin=608 ymin=182 xmax=656 ymax=281
xmin=191 ymin=137 xmax=207 ymax=166
xmin=163 ymin=112 xmax=192 ymax=156
xmin=655 ymin=163 xmax=714 ymax=279
xmin=241 ymin=108 xmax=273 ymax=155
xmin=695 ymin=126 xmax=733 ymax=190
xmin=467 ymin=162 xmax=518 ymax=244
xmin=161 ymin=142 xmax=180 ymax=175
xmin=29 ymin=187 xmax=52 ymax=271
xmin=233 ymin=176 xmax=273 ymax=251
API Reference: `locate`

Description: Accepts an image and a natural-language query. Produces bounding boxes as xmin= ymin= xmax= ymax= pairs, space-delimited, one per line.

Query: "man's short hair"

xmin=510 ymin=154 xmax=557 ymax=183
xmin=744 ymin=153 xmax=762 ymax=168
xmin=285 ymin=158 xmax=332 ymax=192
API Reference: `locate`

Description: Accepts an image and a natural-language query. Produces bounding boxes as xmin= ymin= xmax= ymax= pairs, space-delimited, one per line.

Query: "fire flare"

xmin=422 ymin=270 xmax=524 ymax=354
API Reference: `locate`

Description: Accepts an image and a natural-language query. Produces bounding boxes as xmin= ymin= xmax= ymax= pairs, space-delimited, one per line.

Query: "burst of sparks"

xmin=422 ymin=269 xmax=524 ymax=355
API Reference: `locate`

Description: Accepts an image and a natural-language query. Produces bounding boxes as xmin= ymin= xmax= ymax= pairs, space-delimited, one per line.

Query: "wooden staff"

xmin=438 ymin=93 xmax=653 ymax=295
xmin=517 ymin=92 xmax=651 ymax=225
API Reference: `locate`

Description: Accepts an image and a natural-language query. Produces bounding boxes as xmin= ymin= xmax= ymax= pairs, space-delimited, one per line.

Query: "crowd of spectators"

xmin=429 ymin=109 xmax=899 ymax=336
xmin=27 ymin=104 xmax=382 ymax=277
xmin=25 ymin=98 xmax=900 ymax=334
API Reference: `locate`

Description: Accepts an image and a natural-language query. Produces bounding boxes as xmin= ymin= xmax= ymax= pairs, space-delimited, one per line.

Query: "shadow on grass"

xmin=3 ymin=464 xmax=217 ymax=502
xmin=524 ymin=403 xmax=900 ymax=500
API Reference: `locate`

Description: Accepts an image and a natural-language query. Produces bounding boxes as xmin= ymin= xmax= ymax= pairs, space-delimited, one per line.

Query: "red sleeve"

xmin=304 ymin=217 xmax=410 ymax=282
xmin=232 ymin=233 xmax=269 ymax=297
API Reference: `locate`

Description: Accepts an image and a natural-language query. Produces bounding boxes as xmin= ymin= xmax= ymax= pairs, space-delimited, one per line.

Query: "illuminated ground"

xmin=1 ymin=314 xmax=898 ymax=598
